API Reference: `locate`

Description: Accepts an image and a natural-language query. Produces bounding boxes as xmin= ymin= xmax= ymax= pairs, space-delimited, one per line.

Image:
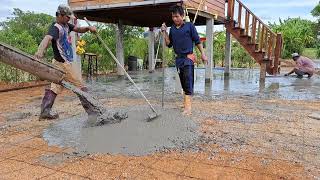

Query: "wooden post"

xmin=148 ymin=27 xmax=155 ymax=72
xmin=274 ymin=33 xmax=282 ymax=74
xmin=238 ymin=4 xmax=242 ymax=27
xmin=245 ymin=11 xmax=250 ymax=35
xmin=205 ymin=18 xmax=214 ymax=83
xmin=227 ymin=0 xmax=235 ymax=21
xmin=259 ymin=58 xmax=268 ymax=91
xmin=260 ymin=26 xmax=265 ymax=52
xmin=116 ymin=20 xmax=125 ymax=76
xmin=224 ymin=31 xmax=232 ymax=76
xmin=251 ymin=17 xmax=257 ymax=44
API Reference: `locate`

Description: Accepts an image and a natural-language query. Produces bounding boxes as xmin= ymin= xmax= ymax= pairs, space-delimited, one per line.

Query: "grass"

xmin=302 ymin=48 xmax=318 ymax=59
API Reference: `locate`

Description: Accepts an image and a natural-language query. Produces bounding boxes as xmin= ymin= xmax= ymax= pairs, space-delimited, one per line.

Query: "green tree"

xmin=311 ymin=2 xmax=320 ymax=58
xmin=0 ymin=8 xmax=54 ymax=55
xmin=0 ymin=9 xmax=54 ymax=82
xmin=269 ymin=18 xmax=317 ymax=58
xmin=311 ymin=3 xmax=320 ymax=17
xmin=81 ymin=24 xmax=147 ymax=72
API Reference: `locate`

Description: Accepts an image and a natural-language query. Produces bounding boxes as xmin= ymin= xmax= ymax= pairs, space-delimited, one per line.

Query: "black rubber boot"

xmin=39 ymin=89 xmax=59 ymax=120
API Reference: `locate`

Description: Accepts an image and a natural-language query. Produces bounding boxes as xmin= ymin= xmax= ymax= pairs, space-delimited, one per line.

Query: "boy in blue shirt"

xmin=162 ymin=5 xmax=207 ymax=115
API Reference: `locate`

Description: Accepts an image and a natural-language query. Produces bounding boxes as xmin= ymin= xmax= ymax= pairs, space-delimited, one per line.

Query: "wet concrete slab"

xmin=43 ymin=105 xmax=199 ymax=156
xmin=43 ymin=67 xmax=320 ymax=156
xmin=87 ymin=68 xmax=320 ymax=101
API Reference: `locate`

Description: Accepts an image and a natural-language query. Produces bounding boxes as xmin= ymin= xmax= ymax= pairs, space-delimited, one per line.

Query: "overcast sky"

xmin=0 ymin=0 xmax=318 ymax=29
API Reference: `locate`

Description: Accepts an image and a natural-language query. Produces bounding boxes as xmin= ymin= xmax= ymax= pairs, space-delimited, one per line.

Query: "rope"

xmin=193 ymin=0 xmax=206 ymax=24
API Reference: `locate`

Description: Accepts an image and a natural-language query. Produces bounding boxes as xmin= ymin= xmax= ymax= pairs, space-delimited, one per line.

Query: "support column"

xmin=224 ymin=31 xmax=232 ymax=76
xmin=205 ymin=18 xmax=214 ymax=83
xmin=148 ymin=28 xmax=155 ymax=72
xmin=224 ymin=76 xmax=230 ymax=91
xmin=116 ymin=20 xmax=124 ymax=76
xmin=259 ymin=58 xmax=268 ymax=92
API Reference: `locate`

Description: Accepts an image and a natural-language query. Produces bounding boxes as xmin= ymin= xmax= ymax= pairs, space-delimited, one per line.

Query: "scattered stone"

xmin=308 ymin=113 xmax=320 ymax=120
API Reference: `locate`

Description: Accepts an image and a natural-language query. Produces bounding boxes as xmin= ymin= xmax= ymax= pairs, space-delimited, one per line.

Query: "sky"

xmin=0 ymin=0 xmax=319 ymax=30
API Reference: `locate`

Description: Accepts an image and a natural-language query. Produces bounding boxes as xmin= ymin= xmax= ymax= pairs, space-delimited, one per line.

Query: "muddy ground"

xmin=0 ymin=68 xmax=320 ymax=179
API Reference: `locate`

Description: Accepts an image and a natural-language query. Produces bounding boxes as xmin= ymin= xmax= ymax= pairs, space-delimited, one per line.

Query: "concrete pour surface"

xmin=43 ymin=105 xmax=199 ymax=156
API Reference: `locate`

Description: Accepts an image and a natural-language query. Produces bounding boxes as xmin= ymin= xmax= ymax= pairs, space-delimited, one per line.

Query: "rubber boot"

xmin=182 ymin=95 xmax=192 ymax=116
xmin=78 ymin=87 xmax=100 ymax=116
xmin=39 ymin=89 xmax=59 ymax=120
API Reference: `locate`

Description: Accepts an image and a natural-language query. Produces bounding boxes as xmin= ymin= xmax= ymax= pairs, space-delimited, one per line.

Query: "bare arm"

xmin=196 ymin=43 xmax=205 ymax=56
xmin=196 ymin=43 xmax=208 ymax=63
xmin=285 ymin=68 xmax=295 ymax=76
xmin=163 ymin=31 xmax=171 ymax=46
xmin=161 ymin=23 xmax=171 ymax=46
xmin=73 ymin=26 xmax=96 ymax=33
xmin=35 ymin=35 xmax=53 ymax=59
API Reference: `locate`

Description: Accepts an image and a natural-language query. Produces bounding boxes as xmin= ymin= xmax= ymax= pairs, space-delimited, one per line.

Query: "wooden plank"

xmin=273 ymin=33 xmax=282 ymax=74
xmin=267 ymin=33 xmax=273 ymax=60
xmin=259 ymin=26 xmax=265 ymax=52
xmin=189 ymin=0 xmax=226 ymax=9
xmin=227 ymin=0 xmax=233 ymax=19
xmin=70 ymin=0 xmax=143 ymax=4
xmin=185 ymin=0 xmax=225 ymax=17
xmin=238 ymin=3 xmax=242 ymax=28
xmin=251 ymin=16 xmax=256 ymax=44
xmin=186 ymin=0 xmax=225 ymax=12
xmin=186 ymin=0 xmax=225 ymax=13
xmin=230 ymin=0 xmax=235 ymax=20
xmin=245 ymin=10 xmax=249 ymax=35
xmin=257 ymin=21 xmax=261 ymax=45
xmin=265 ymin=29 xmax=268 ymax=55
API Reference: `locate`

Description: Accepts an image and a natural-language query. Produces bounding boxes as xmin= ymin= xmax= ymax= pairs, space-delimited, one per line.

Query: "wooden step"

xmin=233 ymin=26 xmax=243 ymax=30
xmin=247 ymin=43 xmax=259 ymax=49
xmin=255 ymin=50 xmax=266 ymax=53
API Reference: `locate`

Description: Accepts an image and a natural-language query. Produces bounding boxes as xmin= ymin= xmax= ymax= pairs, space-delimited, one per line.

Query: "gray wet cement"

xmin=86 ymin=67 xmax=320 ymax=101
xmin=61 ymin=81 xmax=127 ymax=125
xmin=43 ymin=66 xmax=320 ymax=156
xmin=43 ymin=105 xmax=199 ymax=156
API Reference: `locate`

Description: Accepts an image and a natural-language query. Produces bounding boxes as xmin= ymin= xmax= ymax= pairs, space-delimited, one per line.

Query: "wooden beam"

xmin=70 ymin=0 xmax=181 ymax=11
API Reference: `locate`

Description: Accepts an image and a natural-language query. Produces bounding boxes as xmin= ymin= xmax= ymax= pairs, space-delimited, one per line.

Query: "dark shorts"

xmin=177 ymin=65 xmax=194 ymax=95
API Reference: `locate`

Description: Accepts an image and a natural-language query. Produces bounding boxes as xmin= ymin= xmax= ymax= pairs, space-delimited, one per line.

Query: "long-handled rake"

xmin=84 ymin=17 xmax=159 ymax=121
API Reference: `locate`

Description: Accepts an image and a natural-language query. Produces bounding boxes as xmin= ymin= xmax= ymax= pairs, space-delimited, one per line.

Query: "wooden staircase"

xmin=225 ymin=0 xmax=283 ymax=75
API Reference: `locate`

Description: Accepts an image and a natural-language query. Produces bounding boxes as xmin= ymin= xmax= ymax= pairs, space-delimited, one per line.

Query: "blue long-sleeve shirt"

xmin=168 ymin=22 xmax=201 ymax=67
